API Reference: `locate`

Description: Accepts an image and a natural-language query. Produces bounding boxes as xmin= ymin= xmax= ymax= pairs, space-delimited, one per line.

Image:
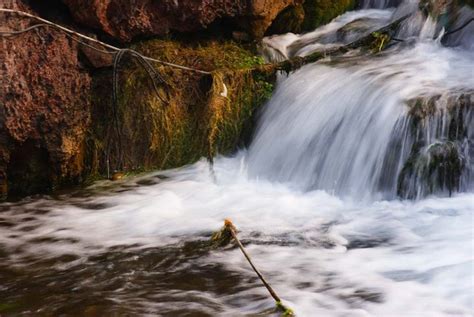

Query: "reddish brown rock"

xmin=0 ymin=0 xmax=92 ymax=195
xmin=62 ymin=0 xmax=301 ymax=42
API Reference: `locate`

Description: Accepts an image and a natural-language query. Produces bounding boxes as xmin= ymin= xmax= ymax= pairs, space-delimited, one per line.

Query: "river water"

xmin=1 ymin=1 xmax=473 ymax=316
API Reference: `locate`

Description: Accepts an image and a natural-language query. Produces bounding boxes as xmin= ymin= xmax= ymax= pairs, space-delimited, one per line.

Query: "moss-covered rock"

xmin=267 ymin=4 xmax=306 ymax=34
xmin=302 ymin=0 xmax=357 ymax=31
xmin=397 ymin=93 xmax=472 ymax=199
xmin=86 ymin=40 xmax=274 ymax=179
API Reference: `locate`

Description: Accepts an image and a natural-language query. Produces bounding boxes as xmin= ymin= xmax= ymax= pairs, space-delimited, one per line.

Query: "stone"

xmin=0 ymin=0 xmax=92 ymax=196
xmin=61 ymin=0 xmax=301 ymax=41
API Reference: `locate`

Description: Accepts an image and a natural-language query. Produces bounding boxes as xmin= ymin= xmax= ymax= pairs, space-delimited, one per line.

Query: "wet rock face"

xmin=0 ymin=0 xmax=92 ymax=196
xmin=397 ymin=94 xmax=473 ymax=199
xmin=61 ymin=0 xmax=301 ymax=41
xmin=0 ymin=0 xmax=359 ymax=198
xmin=86 ymin=40 xmax=274 ymax=176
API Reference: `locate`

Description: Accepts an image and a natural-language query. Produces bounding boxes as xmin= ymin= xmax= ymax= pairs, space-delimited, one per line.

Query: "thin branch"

xmin=214 ymin=219 xmax=294 ymax=316
xmin=257 ymin=13 xmax=411 ymax=74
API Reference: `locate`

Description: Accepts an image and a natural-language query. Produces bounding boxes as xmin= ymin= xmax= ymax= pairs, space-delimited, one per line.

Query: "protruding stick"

xmin=214 ymin=219 xmax=294 ymax=316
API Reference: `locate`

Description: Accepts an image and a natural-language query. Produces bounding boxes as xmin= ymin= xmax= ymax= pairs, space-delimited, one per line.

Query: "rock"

xmin=397 ymin=93 xmax=473 ymax=198
xmin=302 ymin=0 xmax=357 ymax=31
xmin=0 ymin=0 xmax=358 ymax=198
xmin=80 ymin=45 xmax=114 ymax=68
xmin=0 ymin=0 xmax=92 ymax=196
xmin=86 ymin=39 xmax=274 ymax=176
xmin=232 ymin=31 xmax=251 ymax=42
xmin=266 ymin=3 xmax=306 ymax=35
xmin=61 ymin=0 xmax=301 ymax=42
xmin=0 ymin=171 xmax=7 ymax=200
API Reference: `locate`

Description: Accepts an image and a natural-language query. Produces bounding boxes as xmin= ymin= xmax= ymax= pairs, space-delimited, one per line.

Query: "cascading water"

xmin=250 ymin=36 xmax=474 ymax=199
xmin=0 ymin=1 xmax=473 ymax=316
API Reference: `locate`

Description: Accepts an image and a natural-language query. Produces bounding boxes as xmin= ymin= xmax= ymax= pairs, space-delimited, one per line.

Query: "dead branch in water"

xmin=212 ymin=219 xmax=295 ymax=316
xmin=255 ymin=13 xmax=411 ymax=75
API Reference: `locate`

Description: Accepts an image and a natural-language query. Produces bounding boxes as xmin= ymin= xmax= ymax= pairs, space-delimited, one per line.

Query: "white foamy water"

xmin=261 ymin=9 xmax=394 ymax=60
xmin=1 ymin=1 xmax=473 ymax=316
xmin=0 ymin=157 xmax=473 ymax=316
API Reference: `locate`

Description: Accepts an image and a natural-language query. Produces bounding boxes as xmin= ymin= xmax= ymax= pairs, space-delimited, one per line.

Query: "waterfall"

xmin=1 ymin=1 xmax=473 ymax=316
xmin=250 ymin=7 xmax=474 ymax=199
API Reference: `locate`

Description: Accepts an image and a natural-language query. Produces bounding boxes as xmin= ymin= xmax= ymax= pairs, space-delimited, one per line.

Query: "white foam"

xmin=0 ymin=156 xmax=473 ymax=316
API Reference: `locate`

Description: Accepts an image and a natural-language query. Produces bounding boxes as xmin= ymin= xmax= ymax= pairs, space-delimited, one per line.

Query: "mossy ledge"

xmin=84 ymin=40 xmax=274 ymax=180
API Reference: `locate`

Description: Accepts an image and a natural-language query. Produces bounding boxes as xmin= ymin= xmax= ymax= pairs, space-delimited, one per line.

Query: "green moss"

xmin=87 ymin=40 xmax=274 ymax=178
xmin=302 ymin=0 xmax=356 ymax=31
xmin=370 ymin=32 xmax=391 ymax=52
xmin=276 ymin=301 xmax=295 ymax=316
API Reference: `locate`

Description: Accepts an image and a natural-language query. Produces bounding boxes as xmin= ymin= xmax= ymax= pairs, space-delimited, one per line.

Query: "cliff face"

xmin=0 ymin=0 xmax=358 ymax=198
xmin=0 ymin=0 xmax=92 ymax=196
xmin=61 ymin=0 xmax=301 ymax=41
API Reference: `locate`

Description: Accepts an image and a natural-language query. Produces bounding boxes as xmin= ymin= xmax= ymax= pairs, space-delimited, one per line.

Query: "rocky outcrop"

xmin=61 ymin=0 xmax=302 ymax=41
xmin=86 ymin=40 xmax=274 ymax=176
xmin=60 ymin=0 xmax=362 ymax=41
xmin=397 ymin=93 xmax=473 ymax=199
xmin=0 ymin=0 xmax=92 ymax=196
xmin=0 ymin=0 xmax=359 ymax=198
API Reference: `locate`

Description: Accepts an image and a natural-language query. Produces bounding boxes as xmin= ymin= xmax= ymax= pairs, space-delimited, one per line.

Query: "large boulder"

xmin=0 ymin=0 xmax=92 ymax=196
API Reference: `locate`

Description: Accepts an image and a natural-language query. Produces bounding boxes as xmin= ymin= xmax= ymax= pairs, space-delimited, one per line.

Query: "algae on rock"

xmin=86 ymin=40 xmax=274 ymax=179
xmin=397 ymin=93 xmax=473 ymax=199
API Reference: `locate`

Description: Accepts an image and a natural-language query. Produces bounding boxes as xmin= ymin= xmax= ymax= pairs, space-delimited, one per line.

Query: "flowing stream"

xmin=1 ymin=1 xmax=473 ymax=316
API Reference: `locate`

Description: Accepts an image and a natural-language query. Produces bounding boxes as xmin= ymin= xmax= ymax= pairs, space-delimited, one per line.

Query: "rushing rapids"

xmin=0 ymin=1 xmax=473 ymax=316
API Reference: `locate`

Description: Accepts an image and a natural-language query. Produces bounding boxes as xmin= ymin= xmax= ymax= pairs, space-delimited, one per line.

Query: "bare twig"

xmin=214 ymin=219 xmax=295 ymax=316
